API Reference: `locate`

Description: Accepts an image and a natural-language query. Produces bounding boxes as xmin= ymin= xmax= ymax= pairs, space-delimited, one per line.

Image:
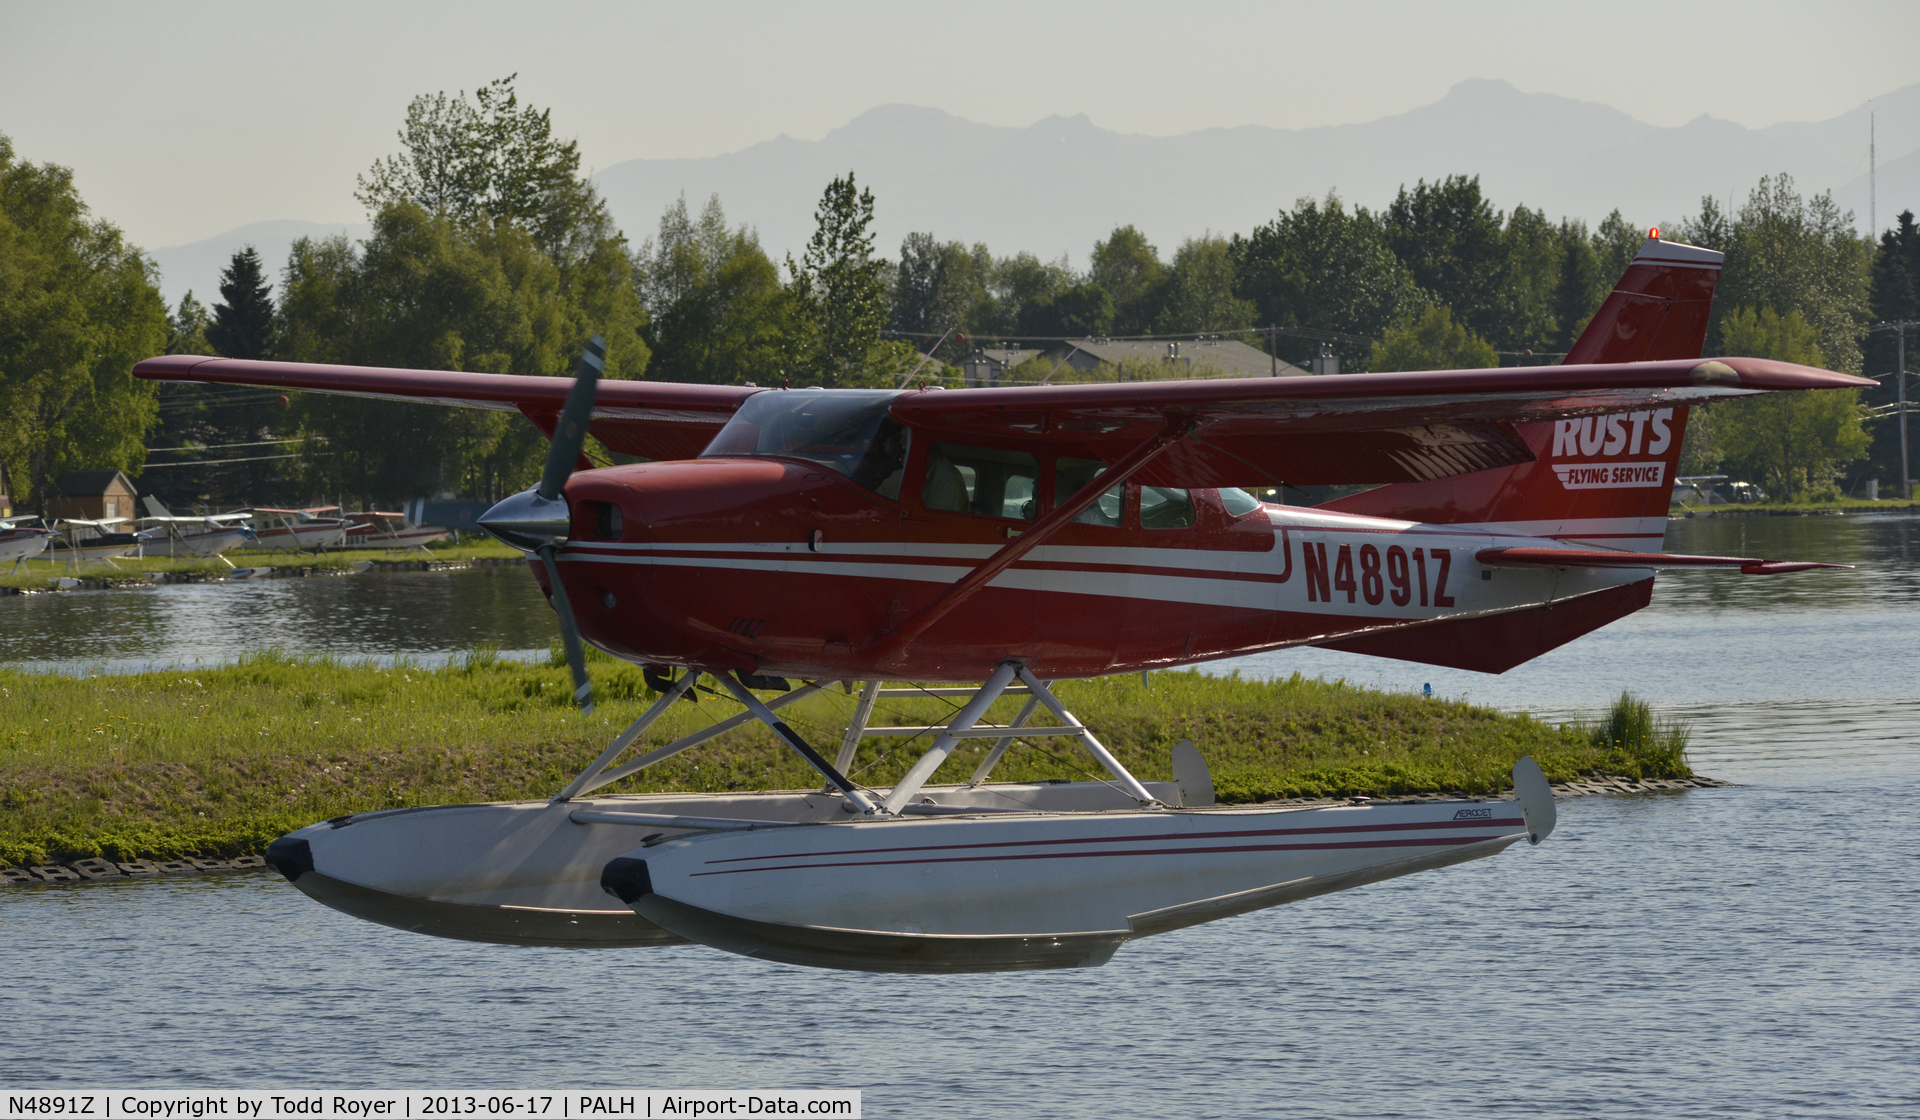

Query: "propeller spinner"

xmin=479 ymin=335 xmax=606 ymax=714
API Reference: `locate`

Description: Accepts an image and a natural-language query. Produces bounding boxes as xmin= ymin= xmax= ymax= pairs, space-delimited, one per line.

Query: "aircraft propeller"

xmin=477 ymin=335 xmax=606 ymax=714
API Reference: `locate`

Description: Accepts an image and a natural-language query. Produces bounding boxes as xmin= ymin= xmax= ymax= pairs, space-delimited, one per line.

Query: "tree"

xmin=0 ymin=133 xmax=166 ymax=513
xmin=1368 ymin=305 xmax=1498 ymax=372
xmin=165 ymin=291 xmax=215 ymax=356
xmin=1089 ymin=225 xmax=1168 ymax=335
xmin=640 ymin=194 xmax=786 ymax=384
xmin=206 ymin=247 xmax=276 ymax=359
xmin=1712 ymin=306 xmax=1868 ymax=500
xmin=786 ymin=173 xmax=890 ymax=386
xmin=1233 ymin=193 xmax=1426 ymax=369
xmin=1548 ymin=219 xmax=1604 ymax=354
xmin=1156 ymin=235 xmax=1254 ymax=334
xmin=145 ymin=285 xmax=291 ymax=511
xmin=1860 ymin=210 xmax=1920 ymax=488
xmin=1709 ymin=174 xmax=1871 ymax=374
xmin=355 ymin=74 xmax=605 ymax=263
xmin=279 ymin=203 xmax=647 ymax=505
xmin=1019 ymin=282 xmax=1114 ymax=338
xmin=1383 ymin=175 xmax=1507 ymax=342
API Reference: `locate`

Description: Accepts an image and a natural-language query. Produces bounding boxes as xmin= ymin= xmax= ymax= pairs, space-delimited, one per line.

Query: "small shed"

xmin=46 ymin=469 xmax=139 ymax=522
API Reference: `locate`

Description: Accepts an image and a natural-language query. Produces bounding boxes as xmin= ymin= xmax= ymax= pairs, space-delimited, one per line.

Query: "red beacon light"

xmin=1649 ymin=226 xmax=1660 ymax=239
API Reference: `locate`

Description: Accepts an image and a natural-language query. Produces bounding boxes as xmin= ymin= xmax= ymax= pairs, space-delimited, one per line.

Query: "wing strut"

xmin=864 ymin=416 xmax=1190 ymax=665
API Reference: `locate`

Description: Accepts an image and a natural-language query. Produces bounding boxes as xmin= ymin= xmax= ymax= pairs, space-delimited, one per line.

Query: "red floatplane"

xmin=133 ymin=234 xmax=1866 ymax=972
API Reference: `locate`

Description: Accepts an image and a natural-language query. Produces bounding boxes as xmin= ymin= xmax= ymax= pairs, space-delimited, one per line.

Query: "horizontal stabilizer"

xmin=1476 ymin=546 xmax=1849 ymax=575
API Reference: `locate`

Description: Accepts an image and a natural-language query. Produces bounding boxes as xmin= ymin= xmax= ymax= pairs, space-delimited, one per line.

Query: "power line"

xmin=139 ymin=453 xmax=307 ymax=468
xmin=147 ymin=437 xmax=315 ymax=452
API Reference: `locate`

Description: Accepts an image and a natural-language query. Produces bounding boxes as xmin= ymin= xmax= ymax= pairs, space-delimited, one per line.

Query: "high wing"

xmin=133 ymin=353 xmax=1869 ymax=488
xmin=886 ymin=357 xmax=1871 ymax=488
xmin=132 ymin=355 xmax=759 ymax=462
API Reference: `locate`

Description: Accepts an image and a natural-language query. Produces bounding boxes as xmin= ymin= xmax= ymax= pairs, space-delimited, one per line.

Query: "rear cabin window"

xmin=1056 ymin=457 xmax=1122 ymax=526
xmin=1138 ymin=486 xmax=1196 ymax=529
xmin=922 ymin=444 xmax=1039 ymax=521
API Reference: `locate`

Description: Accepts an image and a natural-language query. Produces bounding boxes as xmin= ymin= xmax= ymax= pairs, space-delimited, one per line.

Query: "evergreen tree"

xmin=1862 ymin=210 xmax=1920 ymax=487
xmin=786 ymin=173 xmax=889 ymax=386
xmin=206 ymin=246 xmax=277 ymax=359
xmin=1548 ymin=220 xmax=1604 ymax=354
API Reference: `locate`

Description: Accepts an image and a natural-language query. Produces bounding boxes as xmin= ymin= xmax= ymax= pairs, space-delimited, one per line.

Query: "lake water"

xmin=2 ymin=515 xmax=1916 ymax=1117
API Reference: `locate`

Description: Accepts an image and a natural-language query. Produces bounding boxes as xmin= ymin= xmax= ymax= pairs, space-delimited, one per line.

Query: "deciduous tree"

xmin=1368 ymin=305 xmax=1497 ymax=372
xmin=640 ymin=195 xmax=785 ymax=384
xmin=1712 ymin=306 xmax=1868 ymax=500
xmin=1233 ymin=193 xmax=1425 ymax=369
xmin=1089 ymin=225 xmax=1167 ymax=335
xmin=0 ymin=134 xmax=165 ymax=512
xmin=1156 ymin=235 xmax=1254 ymax=335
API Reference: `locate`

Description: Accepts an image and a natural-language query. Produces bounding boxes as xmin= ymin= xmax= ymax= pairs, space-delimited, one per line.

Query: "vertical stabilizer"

xmin=1320 ymin=236 xmax=1722 ymax=548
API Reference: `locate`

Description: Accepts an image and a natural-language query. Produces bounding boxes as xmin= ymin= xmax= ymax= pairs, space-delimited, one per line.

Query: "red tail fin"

xmin=1320 ymin=236 xmax=1721 ymax=546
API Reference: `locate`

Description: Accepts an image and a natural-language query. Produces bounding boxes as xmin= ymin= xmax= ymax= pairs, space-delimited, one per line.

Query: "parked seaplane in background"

xmin=47 ymin=517 xmax=143 ymax=569
xmin=344 ymin=510 xmax=454 ymax=551
xmin=0 ymin=518 xmax=55 ymax=572
xmin=135 ymin=497 xmax=255 ymax=563
xmin=135 ymin=234 xmax=1868 ymax=973
xmin=238 ymin=506 xmax=352 ymax=553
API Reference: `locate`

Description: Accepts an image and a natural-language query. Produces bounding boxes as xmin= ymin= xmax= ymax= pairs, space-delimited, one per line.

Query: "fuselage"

xmin=544 ymin=452 xmax=1656 ymax=681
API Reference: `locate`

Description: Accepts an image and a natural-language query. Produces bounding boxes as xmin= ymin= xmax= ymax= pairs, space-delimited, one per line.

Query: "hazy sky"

xmin=3 ymin=0 xmax=1915 ymax=249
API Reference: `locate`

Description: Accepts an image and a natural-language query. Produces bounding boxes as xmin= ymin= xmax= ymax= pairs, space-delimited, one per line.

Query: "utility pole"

xmin=1870 ymin=111 xmax=1877 ymax=238
xmin=1901 ymin=321 xmax=1910 ymax=500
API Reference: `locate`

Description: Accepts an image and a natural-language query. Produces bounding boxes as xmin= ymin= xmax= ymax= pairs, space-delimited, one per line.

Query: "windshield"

xmin=701 ymin=389 xmax=910 ymax=497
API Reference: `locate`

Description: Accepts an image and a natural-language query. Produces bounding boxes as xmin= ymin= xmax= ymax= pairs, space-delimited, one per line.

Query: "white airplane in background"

xmin=0 ymin=518 xmax=55 ymax=572
xmin=48 ymin=518 xmax=142 ymax=569
xmin=136 ymin=496 xmax=256 ymax=563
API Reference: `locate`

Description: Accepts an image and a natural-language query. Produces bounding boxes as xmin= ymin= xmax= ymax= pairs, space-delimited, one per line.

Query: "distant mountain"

xmin=594 ymin=79 xmax=1920 ymax=266
xmin=149 ymin=219 xmax=368 ymax=309
xmin=150 ymin=79 xmax=1919 ymax=305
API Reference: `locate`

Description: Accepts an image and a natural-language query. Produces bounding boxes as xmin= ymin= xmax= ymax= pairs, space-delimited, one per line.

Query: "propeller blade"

xmin=538 ymin=335 xmax=606 ymax=502
xmin=537 ymin=543 xmax=594 ymax=715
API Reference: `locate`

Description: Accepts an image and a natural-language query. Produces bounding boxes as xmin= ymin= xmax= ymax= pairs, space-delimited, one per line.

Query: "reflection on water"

xmin=0 ymin=566 xmax=557 ymax=674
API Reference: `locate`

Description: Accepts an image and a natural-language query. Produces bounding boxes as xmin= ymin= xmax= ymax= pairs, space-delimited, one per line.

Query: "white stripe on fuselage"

xmin=558 ymin=506 xmax=1656 ymax=621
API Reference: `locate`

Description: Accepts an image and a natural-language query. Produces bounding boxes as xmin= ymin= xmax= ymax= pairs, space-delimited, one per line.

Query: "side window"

xmin=1138 ymin=486 xmax=1195 ymax=529
xmin=1219 ymin=487 xmax=1265 ymax=516
xmin=922 ymin=444 xmax=1040 ymax=521
xmin=849 ymin=420 xmax=910 ymax=500
xmin=1057 ymin=458 xmax=1122 ymax=526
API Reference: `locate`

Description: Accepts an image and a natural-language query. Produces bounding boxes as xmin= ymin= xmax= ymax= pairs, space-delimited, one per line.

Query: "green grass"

xmin=0 ymin=537 xmax=523 ymax=590
xmin=0 ymin=653 xmax=1693 ymax=867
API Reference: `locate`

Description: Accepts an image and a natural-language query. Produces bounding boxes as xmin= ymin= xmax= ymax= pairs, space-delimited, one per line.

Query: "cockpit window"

xmin=701 ymin=389 xmax=909 ymax=497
